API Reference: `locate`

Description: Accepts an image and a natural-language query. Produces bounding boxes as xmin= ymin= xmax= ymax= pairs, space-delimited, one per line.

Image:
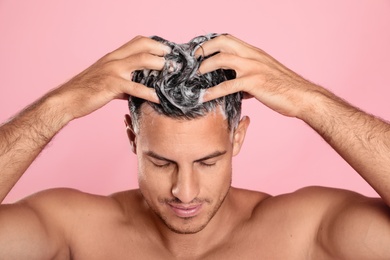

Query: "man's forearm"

xmin=0 ymin=94 xmax=70 ymax=202
xmin=299 ymin=89 xmax=390 ymax=204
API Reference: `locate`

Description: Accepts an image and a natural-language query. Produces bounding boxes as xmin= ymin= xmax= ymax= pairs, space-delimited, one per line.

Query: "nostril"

xmin=171 ymin=182 xmax=200 ymax=204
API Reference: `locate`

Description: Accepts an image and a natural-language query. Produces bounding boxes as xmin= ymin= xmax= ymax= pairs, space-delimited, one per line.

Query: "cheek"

xmin=199 ymin=161 xmax=232 ymax=190
xmin=137 ymin=159 xmax=173 ymax=195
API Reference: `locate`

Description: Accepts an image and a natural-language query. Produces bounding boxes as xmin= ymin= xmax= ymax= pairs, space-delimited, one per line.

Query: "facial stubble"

xmin=140 ymin=183 xmax=231 ymax=235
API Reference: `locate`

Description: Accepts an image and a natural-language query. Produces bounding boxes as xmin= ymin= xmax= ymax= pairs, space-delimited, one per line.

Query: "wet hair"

xmin=129 ymin=33 xmax=243 ymax=132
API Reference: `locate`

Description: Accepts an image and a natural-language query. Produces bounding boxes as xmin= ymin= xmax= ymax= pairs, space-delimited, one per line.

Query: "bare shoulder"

xmin=2 ymin=187 xmax=109 ymax=223
xmin=0 ymin=188 xmax=139 ymax=259
xmin=230 ymin=185 xmax=358 ymax=217
xmin=295 ymin=187 xmax=390 ymax=259
xmin=19 ymin=188 xmax=123 ymax=216
xmin=0 ymin=188 xmax=120 ymax=259
xmin=14 ymin=188 xmax=126 ymax=234
xmin=18 ymin=188 xmax=135 ymax=233
xmin=267 ymin=185 xmax=388 ymax=223
xmin=258 ymin=186 xmax=390 ymax=258
xmin=250 ymin=186 xmax=379 ymax=230
xmin=257 ymin=185 xmax=372 ymax=212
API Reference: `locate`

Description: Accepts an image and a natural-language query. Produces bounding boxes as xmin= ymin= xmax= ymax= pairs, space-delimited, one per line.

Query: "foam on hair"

xmin=129 ymin=33 xmax=242 ymax=130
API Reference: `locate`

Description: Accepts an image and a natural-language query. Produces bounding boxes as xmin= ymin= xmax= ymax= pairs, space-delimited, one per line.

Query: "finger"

xmin=202 ymin=78 xmax=246 ymax=102
xmin=130 ymin=53 xmax=166 ymax=70
xmin=195 ymin=34 xmax=261 ymax=60
xmin=106 ymin=36 xmax=171 ymax=61
xmin=119 ymin=80 xmax=160 ymax=103
xmin=113 ymin=53 xmax=165 ymax=80
xmin=194 ymin=34 xmax=233 ymax=57
xmin=202 ymin=73 xmax=264 ymax=102
xmin=198 ymin=52 xmax=247 ymax=75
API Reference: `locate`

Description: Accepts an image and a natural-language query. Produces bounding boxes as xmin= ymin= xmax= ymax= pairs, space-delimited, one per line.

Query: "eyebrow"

xmin=144 ymin=150 xmax=227 ymax=163
xmin=194 ymin=150 xmax=227 ymax=163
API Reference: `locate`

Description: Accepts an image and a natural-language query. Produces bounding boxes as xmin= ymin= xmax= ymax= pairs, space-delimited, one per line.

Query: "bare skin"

xmin=1 ymin=34 xmax=390 ymax=259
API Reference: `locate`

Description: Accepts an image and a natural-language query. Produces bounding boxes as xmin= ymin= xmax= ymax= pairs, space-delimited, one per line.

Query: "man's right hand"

xmin=51 ymin=35 xmax=169 ymax=121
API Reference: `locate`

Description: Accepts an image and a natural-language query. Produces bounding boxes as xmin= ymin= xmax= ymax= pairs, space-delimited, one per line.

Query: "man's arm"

xmin=0 ymin=35 xmax=168 ymax=258
xmin=197 ymin=34 xmax=390 ymax=204
xmin=197 ymin=34 xmax=390 ymax=256
xmin=0 ymin=35 xmax=167 ymax=202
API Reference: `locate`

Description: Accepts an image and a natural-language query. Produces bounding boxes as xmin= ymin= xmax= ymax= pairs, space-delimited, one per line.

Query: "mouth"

xmin=168 ymin=203 xmax=203 ymax=218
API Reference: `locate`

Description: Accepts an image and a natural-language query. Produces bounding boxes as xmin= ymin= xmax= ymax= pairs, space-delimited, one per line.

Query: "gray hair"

xmin=129 ymin=34 xmax=242 ymax=132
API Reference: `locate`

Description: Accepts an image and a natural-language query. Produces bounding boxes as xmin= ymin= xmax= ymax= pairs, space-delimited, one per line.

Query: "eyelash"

xmin=153 ymin=162 xmax=171 ymax=168
xmin=199 ymin=162 xmax=216 ymax=167
xmin=153 ymin=162 xmax=216 ymax=168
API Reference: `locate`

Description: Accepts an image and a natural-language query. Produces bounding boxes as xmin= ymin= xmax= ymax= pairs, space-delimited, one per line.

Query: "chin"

xmin=162 ymin=216 xmax=210 ymax=235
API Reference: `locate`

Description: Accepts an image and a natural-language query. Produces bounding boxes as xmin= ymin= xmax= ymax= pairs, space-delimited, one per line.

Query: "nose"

xmin=171 ymin=165 xmax=200 ymax=204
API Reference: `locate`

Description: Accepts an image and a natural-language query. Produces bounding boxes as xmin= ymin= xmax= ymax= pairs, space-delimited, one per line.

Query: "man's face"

xmin=128 ymin=104 xmax=247 ymax=234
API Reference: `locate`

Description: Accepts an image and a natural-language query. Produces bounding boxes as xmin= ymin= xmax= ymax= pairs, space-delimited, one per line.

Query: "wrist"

xmin=295 ymin=84 xmax=337 ymax=122
xmin=39 ymin=92 xmax=74 ymax=130
xmin=296 ymin=86 xmax=353 ymax=133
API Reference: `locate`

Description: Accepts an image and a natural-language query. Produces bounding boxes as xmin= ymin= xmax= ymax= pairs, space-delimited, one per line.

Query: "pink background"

xmin=1 ymin=1 xmax=390 ymax=203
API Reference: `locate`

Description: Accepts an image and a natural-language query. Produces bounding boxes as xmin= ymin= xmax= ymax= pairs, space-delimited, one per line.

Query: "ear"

xmin=124 ymin=114 xmax=137 ymax=154
xmin=232 ymin=116 xmax=250 ymax=156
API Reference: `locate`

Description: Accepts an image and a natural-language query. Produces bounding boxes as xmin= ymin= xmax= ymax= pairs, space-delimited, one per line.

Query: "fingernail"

xmin=200 ymin=89 xmax=211 ymax=103
xmin=194 ymin=45 xmax=205 ymax=59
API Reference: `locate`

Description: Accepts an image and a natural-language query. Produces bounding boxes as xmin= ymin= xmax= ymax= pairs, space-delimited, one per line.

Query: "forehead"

xmin=136 ymin=104 xmax=231 ymax=155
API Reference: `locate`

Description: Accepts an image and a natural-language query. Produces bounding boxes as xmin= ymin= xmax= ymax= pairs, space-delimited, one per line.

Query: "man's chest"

xmin=68 ymin=226 xmax=315 ymax=260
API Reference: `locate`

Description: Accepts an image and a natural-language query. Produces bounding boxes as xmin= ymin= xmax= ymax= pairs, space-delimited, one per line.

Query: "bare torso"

xmin=23 ymin=186 xmax=351 ymax=259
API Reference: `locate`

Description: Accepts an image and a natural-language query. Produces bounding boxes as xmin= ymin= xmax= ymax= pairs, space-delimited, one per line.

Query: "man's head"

xmin=128 ymin=34 xmax=243 ymax=133
xmin=125 ymin=34 xmax=249 ymax=235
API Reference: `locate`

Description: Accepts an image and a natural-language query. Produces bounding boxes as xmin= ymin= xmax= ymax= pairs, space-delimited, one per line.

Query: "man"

xmin=0 ymin=34 xmax=389 ymax=259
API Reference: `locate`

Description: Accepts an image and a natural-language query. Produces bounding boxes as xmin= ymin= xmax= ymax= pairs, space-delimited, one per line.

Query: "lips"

xmin=168 ymin=203 xmax=202 ymax=218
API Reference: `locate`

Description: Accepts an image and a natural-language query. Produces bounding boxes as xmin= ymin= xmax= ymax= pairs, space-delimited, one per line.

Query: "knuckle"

xmin=216 ymin=33 xmax=234 ymax=44
xmin=136 ymin=52 xmax=150 ymax=63
xmin=101 ymin=52 xmax=115 ymax=62
xmin=102 ymin=59 xmax=118 ymax=72
xmin=222 ymin=80 xmax=234 ymax=91
xmin=230 ymin=80 xmax=239 ymax=90
xmin=133 ymin=35 xmax=145 ymax=41
xmin=134 ymin=35 xmax=152 ymax=45
xmin=218 ymin=34 xmax=229 ymax=40
xmin=213 ymin=35 xmax=225 ymax=46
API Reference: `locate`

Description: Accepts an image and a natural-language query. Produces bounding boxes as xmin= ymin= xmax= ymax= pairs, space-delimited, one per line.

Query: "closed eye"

xmin=199 ymin=161 xmax=216 ymax=167
xmin=152 ymin=161 xmax=171 ymax=168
